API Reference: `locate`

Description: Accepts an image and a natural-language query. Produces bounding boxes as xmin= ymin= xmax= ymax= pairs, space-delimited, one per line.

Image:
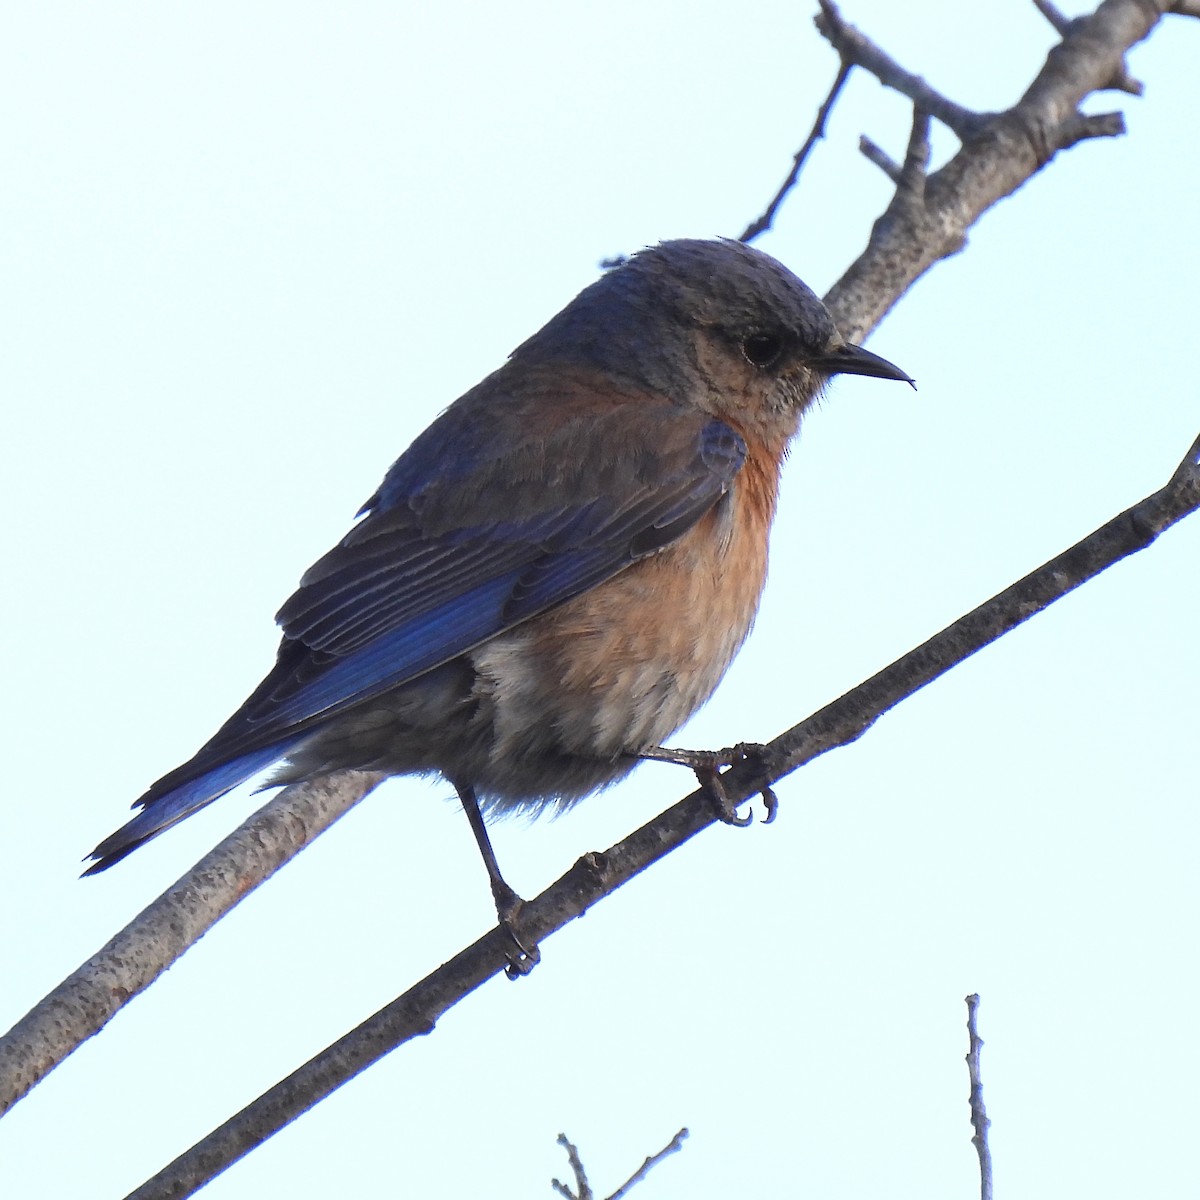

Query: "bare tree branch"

xmin=965 ymin=995 xmax=994 ymax=1200
xmin=898 ymin=106 xmax=933 ymax=197
xmin=552 ymin=1133 xmax=593 ymax=1200
xmin=758 ymin=430 xmax=1199 ymax=779
xmin=1057 ymin=109 xmax=1126 ymax=146
xmin=739 ymin=62 xmax=852 ymax=242
xmin=1030 ymin=0 xmax=1145 ymax=92
xmin=858 ymin=134 xmax=902 ymax=181
xmin=816 ymin=0 xmax=989 ymax=138
xmin=121 ymin=433 xmax=1199 ymax=1199
xmin=550 ymin=1128 xmax=688 ymax=1200
xmin=0 ymin=771 xmax=384 ymax=1116
xmin=1032 ymin=0 xmax=1073 ymax=28
xmin=822 ymin=0 xmax=1163 ymax=342
xmin=859 ymin=109 xmax=933 ymax=211
xmin=607 ymin=1128 xmax=689 ymax=1200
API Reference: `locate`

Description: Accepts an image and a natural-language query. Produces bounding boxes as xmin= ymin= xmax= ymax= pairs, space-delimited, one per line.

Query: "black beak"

xmin=818 ymin=342 xmax=914 ymax=387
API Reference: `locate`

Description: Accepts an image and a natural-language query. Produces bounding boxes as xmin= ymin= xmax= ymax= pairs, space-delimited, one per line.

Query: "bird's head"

xmin=516 ymin=238 xmax=911 ymax=445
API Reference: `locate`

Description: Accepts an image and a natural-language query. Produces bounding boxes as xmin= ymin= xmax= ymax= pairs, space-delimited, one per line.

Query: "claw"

xmin=641 ymin=741 xmax=781 ymax=827
xmin=760 ymin=784 xmax=779 ymax=824
xmin=695 ymin=762 xmax=754 ymax=827
xmin=728 ymin=743 xmax=780 ymax=824
xmin=491 ymin=882 xmax=541 ymax=979
xmin=502 ymin=920 xmax=541 ymax=979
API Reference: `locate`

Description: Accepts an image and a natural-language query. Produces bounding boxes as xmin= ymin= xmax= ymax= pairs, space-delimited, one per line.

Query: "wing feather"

xmin=135 ymin=387 xmax=746 ymax=809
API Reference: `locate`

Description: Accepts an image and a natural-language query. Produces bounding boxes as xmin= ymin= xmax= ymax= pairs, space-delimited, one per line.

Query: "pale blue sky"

xmin=3 ymin=3 xmax=1198 ymax=1197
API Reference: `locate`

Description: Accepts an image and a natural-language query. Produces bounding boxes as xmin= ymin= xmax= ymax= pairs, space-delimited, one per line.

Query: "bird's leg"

xmin=453 ymin=780 xmax=540 ymax=978
xmin=638 ymin=742 xmax=779 ymax=826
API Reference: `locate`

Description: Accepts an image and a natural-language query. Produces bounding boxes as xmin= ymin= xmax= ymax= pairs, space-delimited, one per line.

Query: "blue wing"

xmin=87 ymin=384 xmax=746 ymax=871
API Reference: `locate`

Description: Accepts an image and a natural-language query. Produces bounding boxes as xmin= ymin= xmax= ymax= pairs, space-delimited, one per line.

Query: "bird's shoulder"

xmin=356 ymin=360 xmax=747 ymax=534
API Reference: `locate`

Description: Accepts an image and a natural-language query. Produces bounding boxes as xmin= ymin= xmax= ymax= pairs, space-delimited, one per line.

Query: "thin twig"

xmin=815 ymin=0 xmax=989 ymax=138
xmin=858 ymin=135 xmax=901 ymax=181
xmin=552 ymin=1133 xmax=593 ymax=1200
xmin=550 ymin=1129 xmax=687 ymax=1200
xmin=121 ymin=433 xmax=1199 ymax=1199
xmin=739 ymin=62 xmax=852 ymax=242
xmin=1056 ymin=110 xmax=1126 ymax=147
xmin=607 ymin=1128 xmax=689 ymax=1200
xmin=1032 ymin=0 xmax=1071 ymax=28
xmin=861 ymin=108 xmax=932 ymax=206
xmin=965 ymin=995 xmax=993 ymax=1200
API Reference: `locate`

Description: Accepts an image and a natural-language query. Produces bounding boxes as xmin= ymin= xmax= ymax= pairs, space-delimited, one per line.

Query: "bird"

xmin=86 ymin=238 xmax=910 ymax=961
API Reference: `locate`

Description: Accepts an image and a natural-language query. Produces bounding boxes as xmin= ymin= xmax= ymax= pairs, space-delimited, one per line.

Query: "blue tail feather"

xmin=84 ymin=739 xmax=302 ymax=874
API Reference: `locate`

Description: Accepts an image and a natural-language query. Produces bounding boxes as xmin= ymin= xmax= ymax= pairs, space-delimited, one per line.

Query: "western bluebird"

xmin=87 ymin=238 xmax=909 ymax=948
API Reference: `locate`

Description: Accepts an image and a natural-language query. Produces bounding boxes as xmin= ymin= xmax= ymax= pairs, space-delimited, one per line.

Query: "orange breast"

xmin=509 ymin=433 xmax=784 ymax=754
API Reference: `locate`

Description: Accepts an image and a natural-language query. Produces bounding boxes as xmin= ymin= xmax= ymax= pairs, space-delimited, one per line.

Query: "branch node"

xmin=1034 ymin=2 xmax=1143 ymax=92
xmin=815 ymin=0 xmax=987 ymax=140
xmin=1056 ymin=109 xmax=1126 ymax=150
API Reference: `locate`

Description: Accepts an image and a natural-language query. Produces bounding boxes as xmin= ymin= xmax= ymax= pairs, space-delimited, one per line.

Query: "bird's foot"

xmin=640 ymin=742 xmax=779 ymax=826
xmin=492 ymin=878 xmax=541 ymax=979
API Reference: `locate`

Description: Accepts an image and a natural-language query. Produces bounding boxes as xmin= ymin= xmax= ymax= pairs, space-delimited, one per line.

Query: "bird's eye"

xmin=741 ymin=332 xmax=785 ymax=369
